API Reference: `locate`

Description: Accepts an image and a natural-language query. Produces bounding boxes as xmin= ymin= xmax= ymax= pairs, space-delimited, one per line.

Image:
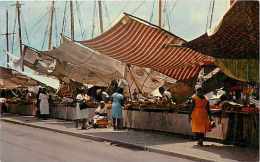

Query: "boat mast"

xmin=98 ymin=0 xmax=104 ymax=33
xmin=209 ymin=0 xmax=215 ymax=29
xmin=70 ymin=0 xmax=74 ymax=41
xmin=48 ymin=1 xmax=55 ymax=50
xmin=5 ymin=10 xmax=10 ymax=67
xmin=158 ymin=0 xmax=162 ymax=27
xmin=16 ymin=1 xmax=23 ymax=71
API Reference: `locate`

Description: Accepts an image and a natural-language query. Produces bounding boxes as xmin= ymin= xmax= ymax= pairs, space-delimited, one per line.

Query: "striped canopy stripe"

xmin=79 ymin=14 xmax=213 ymax=80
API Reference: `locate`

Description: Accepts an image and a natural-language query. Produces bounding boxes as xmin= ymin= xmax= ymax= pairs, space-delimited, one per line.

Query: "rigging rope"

xmin=54 ymin=7 xmax=59 ymax=47
xmin=61 ymin=1 xmax=68 ymax=35
xmin=162 ymin=0 xmax=167 ymax=28
xmin=169 ymin=0 xmax=178 ymax=31
xmin=149 ymin=0 xmax=156 ymax=23
xmin=103 ymin=1 xmax=112 ymax=29
xmin=91 ymin=1 xmax=97 ymax=38
xmin=41 ymin=20 xmax=49 ymax=50
xmin=131 ymin=1 xmax=145 ymax=15
xmin=21 ymin=13 xmax=30 ymax=45
xmin=29 ymin=11 xmax=49 ymax=33
xmin=75 ymin=1 xmax=85 ymax=39
xmin=11 ymin=10 xmax=17 ymax=53
xmin=106 ymin=2 xmax=128 ymax=28
xmin=209 ymin=0 xmax=215 ymax=29
xmin=165 ymin=2 xmax=172 ymax=31
xmin=205 ymin=0 xmax=214 ymax=32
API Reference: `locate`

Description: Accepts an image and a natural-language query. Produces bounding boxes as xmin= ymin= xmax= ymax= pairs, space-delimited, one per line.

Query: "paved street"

xmin=0 ymin=122 xmax=193 ymax=162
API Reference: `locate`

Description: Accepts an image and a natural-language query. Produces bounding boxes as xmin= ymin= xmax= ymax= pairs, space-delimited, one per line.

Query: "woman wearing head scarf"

xmin=111 ymin=87 xmax=124 ymax=130
xmin=189 ymin=87 xmax=212 ymax=146
xmin=39 ymin=88 xmax=49 ymax=119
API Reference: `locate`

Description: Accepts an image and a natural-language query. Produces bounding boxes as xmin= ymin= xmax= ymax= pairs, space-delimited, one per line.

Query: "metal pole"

xmin=16 ymin=1 xmax=23 ymax=71
xmin=70 ymin=1 xmax=74 ymax=41
xmin=6 ymin=10 xmax=9 ymax=68
xmin=48 ymin=1 xmax=55 ymax=50
xmin=98 ymin=0 xmax=104 ymax=33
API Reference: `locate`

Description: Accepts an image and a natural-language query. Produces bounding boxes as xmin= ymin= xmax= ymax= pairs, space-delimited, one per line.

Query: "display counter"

xmin=123 ymin=107 xmax=258 ymax=145
xmin=7 ymin=101 xmax=37 ymax=116
xmin=50 ymin=103 xmax=112 ymax=121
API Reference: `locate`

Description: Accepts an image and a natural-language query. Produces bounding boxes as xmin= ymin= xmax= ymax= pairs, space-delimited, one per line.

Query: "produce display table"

xmin=224 ymin=111 xmax=259 ymax=147
xmin=50 ymin=104 xmax=112 ymax=121
xmin=123 ymin=107 xmax=259 ymax=146
xmin=7 ymin=101 xmax=37 ymax=116
xmin=123 ymin=108 xmax=229 ymax=140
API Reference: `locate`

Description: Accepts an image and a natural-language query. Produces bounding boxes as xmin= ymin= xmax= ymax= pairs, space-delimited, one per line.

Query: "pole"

xmin=48 ymin=1 xmax=55 ymax=50
xmin=98 ymin=0 xmax=104 ymax=33
xmin=158 ymin=0 xmax=162 ymax=27
xmin=16 ymin=1 xmax=23 ymax=71
xmin=70 ymin=0 xmax=74 ymax=41
xmin=209 ymin=0 xmax=215 ymax=29
xmin=6 ymin=10 xmax=9 ymax=68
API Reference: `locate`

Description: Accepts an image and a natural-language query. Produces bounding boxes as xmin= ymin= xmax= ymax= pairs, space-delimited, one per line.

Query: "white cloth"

xmin=74 ymin=103 xmax=81 ymax=120
xmin=163 ymin=91 xmax=172 ymax=99
xmin=80 ymin=109 xmax=89 ymax=119
xmin=39 ymin=93 xmax=49 ymax=114
xmin=95 ymin=106 xmax=107 ymax=114
xmin=76 ymin=94 xmax=84 ymax=100
xmin=74 ymin=94 xmax=89 ymax=120
xmin=0 ymin=98 xmax=7 ymax=103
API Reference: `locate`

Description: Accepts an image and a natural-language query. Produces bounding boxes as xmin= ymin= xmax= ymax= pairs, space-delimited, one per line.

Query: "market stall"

xmin=0 ymin=66 xmax=39 ymax=115
xmin=122 ymin=67 xmax=259 ymax=147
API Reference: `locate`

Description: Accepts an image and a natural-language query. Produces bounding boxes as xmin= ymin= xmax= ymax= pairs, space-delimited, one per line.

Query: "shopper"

xmin=189 ymin=87 xmax=212 ymax=146
xmin=111 ymin=87 xmax=124 ymax=130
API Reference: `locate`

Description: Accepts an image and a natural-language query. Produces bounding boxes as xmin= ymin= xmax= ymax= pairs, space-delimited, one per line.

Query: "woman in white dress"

xmin=39 ymin=88 xmax=49 ymax=119
xmin=74 ymin=89 xmax=89 ymax=129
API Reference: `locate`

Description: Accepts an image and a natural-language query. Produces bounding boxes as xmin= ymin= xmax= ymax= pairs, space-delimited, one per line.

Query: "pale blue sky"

xmin=0 ymin=0 xmax=229 ymax=66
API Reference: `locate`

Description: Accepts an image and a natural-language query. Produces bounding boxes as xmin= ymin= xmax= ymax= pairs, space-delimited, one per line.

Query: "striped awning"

xmin=187 ymin=1 xmax=259 ymax=59
xmin=80 ymin=13 xmax=213 ymax=80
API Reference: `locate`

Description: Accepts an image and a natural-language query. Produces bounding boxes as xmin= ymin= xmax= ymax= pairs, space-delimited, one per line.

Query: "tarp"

xmin=125 ymin=65 xmax=176 ymax=95
xmin=0 ymin=66 xmax=38 ymax=89
xmin=214 ymin=58 xmax=259 ymax=83
xmin=45 ymin=36 xmax=126 ymax=86
xmin=187 ymin=1 xmax=259 ymax=59
xmin=23 ymin=37 xmax=175 ymax=94
xmin=79 ymin=13 xmax=213 ymax=81
xmin=186 ymin=1 xmax=259 ymax=82
xmin=23 ymin=46 xmax=56 ymax=74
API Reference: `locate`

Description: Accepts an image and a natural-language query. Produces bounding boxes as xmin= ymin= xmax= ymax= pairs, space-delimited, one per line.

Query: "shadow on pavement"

xmin=192 ymin=144 xmax=259 ymax=162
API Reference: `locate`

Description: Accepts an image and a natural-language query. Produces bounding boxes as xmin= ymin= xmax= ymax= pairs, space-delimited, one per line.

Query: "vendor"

xmin=25 ymin=89 xmax=33 ymax=103
xmin=95 ymin=101 xmax=107 ymax=116
xmin=189 ymin=87 xmax=212 ymax=146
xmin=92 ymin=101 xmax=108 ymax=128
xmin=39 ymin=88 xmax=50 ymax=119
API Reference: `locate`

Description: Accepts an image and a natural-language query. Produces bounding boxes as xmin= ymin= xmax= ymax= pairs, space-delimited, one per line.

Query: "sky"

xmin=0 ymin=0 xmax=229 ymax=67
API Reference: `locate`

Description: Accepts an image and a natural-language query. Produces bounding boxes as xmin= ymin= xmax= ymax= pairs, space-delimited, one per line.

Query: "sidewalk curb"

xmin=1 ymin=118 xmax=213 ymax=162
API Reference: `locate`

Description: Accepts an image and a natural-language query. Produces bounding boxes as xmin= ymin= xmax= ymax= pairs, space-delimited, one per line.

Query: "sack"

xmin=79 ymin=100 xmax=88 ymax=110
